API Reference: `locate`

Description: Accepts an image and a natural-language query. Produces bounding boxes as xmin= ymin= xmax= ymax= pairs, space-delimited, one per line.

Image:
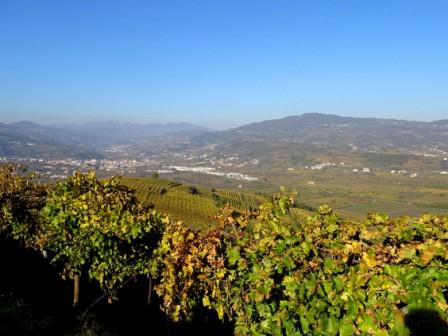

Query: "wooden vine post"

xmin=73 ymin=273 xmax=80 ymax=307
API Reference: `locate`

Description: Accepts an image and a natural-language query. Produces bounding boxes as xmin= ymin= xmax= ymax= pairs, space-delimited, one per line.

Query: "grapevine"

xmin=1 ymin=165 xmax=447 ymax=335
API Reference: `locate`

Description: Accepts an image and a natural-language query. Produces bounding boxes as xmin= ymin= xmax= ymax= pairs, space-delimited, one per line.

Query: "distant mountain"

xmin=190 ymin=113 xmax=448 ymax=167
xmin=0 ymin=121 xmax=102 ymax=159
xmin=1 ymin=114 xmax=447 ymax=164
xmin=194 ymin=113 xmax=448 ymax=149
xmin=53 ymin=121 xmax=211 ymax=145
xmin=431 ymin=119 xmax=448 ymax=127
xmin=0 ymin=120 xmax=211 ymax=158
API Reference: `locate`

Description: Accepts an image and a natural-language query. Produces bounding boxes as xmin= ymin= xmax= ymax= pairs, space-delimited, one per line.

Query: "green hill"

xmin=119 ymin=176 xmax=266 ymax=228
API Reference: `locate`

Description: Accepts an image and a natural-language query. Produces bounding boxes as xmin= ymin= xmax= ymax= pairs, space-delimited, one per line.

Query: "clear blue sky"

xmin=0 ymin=0 xmax=447 ymax=129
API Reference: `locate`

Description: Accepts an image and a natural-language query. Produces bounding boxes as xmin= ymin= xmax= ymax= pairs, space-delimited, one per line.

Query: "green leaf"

xmin=300 ymin=315 xmax=310 ymax=334
xmin=339 ymin=321 xmax=355 ymax=336
xmin=227 ymin=247 xmax=241 ymax=266
xmin=358 ymin=316 xmax=376 ymax=334
xmin=326 ymin=316 xmax=339 ymax=335
xmin=301 ymin=241 xmax=311 ymax=255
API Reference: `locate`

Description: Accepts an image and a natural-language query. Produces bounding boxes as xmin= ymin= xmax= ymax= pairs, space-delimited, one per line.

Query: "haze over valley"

xmin=2 ymin=113 xmax=447 ymax=219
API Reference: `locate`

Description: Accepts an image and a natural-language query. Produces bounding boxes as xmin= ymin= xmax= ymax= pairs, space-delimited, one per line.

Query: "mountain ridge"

xmin=185 ymin=113 xmax=448 ymax=170
xmin=0 ymin=120 xmax=210 ymax=158
xmin=193 ymin=112 xmax=448 ymax=147
xmin=1 ymin=113 xmax=447 ymax=161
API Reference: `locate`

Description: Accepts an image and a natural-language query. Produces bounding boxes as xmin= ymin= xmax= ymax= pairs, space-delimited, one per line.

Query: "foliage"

xmin=150 ymin=206 xmax=243 ymax=321
xmin=35 ymin=171 xmax=168 ymax=297
xmin=152 ymin=195 xmax=448 ymax=335
xmin=1 ymin=166 xmax=447 ymax=335
xmin=0 ymin=164 xmax=46 ymax=243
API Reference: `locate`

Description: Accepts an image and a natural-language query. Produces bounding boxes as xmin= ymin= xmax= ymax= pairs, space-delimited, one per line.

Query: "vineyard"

xmin=214 ymin=189 xmax=266 ymax=212
xmin=119 ymin=176 xmax=267 ymax=228
xmin=0 ymin=165 xmax=447 ymax=335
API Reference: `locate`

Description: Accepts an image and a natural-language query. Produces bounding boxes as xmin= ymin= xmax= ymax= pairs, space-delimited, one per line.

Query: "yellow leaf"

xmin=202 ymin=295 xmax=211 ymax=307
xmin=362 ymin=253 xmax=377 ymax=268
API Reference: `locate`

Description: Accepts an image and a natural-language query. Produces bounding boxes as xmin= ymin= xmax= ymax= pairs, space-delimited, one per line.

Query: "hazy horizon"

xmin=1 ymin=111 xmax=447 ymax=132
xmin=1 ymin=1 xmax=447 ymax=129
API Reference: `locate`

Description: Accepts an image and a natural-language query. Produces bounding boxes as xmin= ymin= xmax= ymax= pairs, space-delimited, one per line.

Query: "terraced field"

xmin=119 ymin=177 xmax=267 ymax=228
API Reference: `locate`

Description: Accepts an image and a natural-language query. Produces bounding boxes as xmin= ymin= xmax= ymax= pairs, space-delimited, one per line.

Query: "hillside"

xmin=0 ymin=121 xmax=209 ymax=158
xmin=53 ymin=121 xmax=210 ymax=146
xmin=189 ymin=114 xmax=448 ymax=169
xmin=194 ymin=113 xmax=448 ymax=151
xmin=0 ymin=121 xmax=102 ymax=159
xmin=175 ymin=114 xmax=448 ymax=189
xmin=119 ymin=176 xmax=267 ymax=228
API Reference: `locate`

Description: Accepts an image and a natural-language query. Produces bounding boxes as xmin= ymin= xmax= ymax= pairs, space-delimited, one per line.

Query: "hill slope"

xmin=186 ymin=113 xmax=448 ymax=171
xmin=119 ymin=176 xmax=266 ymax=228
xmin=0 ymin=121 xmax=210 ymax=158
xmin=193 ymin=113 xmax=448 ymax=153
xmin=0 ymin=121 xmax=102 ymax=159
xmin=53 ymin=121 xmax=211 ymax=146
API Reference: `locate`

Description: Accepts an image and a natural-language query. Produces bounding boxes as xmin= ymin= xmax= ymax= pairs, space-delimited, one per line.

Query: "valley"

xmin=2 ymin=113 xmax=448 ymax=219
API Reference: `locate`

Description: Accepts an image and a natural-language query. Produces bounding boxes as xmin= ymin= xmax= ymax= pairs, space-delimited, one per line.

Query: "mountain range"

xmin=1 ymin=114 xmax=447 ymax=160
xmin=52 ymin=121 xmax=211 ymax=145
xmin=194 ymin=113 xmax=448 ymax=150
xmin=187 ymin=113 xmax=448 ymax=167
xmin=0 ymin=121 xmax=209 ymax=158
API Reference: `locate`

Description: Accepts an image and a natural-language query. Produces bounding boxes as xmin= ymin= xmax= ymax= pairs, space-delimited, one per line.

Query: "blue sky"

xmin=0 ymin=0 xmax=447 ymax=129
